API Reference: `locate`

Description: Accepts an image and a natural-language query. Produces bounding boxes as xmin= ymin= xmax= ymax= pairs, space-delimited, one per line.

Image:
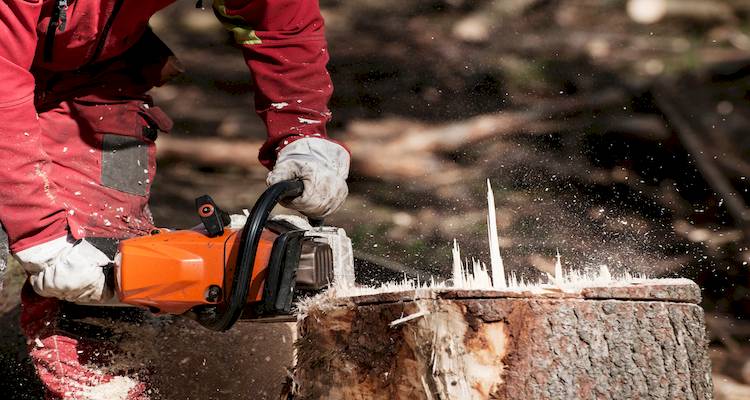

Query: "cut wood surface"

xmin=294 ymin=280 xmax=712 ymax=400
xmin=318 ymin=279 xmax=702 ymax=306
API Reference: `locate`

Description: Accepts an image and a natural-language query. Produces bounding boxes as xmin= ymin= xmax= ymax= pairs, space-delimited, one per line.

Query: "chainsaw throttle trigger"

xmin=195 ymin=195 xmax=231 ymax=237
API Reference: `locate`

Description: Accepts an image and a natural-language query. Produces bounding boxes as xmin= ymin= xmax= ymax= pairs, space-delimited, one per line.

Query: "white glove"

xmin=228 ymin=214 xmax=313 ymax=232
xmin=269 ymin=214 xmax=313 ymax=230
xmin=267 ymin=138 xmax=350 ymax=219
xmin=13 ymin=235 xmax=112 ymax=302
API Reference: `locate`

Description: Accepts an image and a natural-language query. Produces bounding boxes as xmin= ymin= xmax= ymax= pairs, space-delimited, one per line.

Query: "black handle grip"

xmin=197 ymin=180 xmax=304 ymax=331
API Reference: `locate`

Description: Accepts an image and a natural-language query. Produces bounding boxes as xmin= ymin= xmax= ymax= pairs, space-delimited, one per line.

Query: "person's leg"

xmin=18 ymin=95 xmax=171 ymax=399
xmin=20 ymin=284 xmax=149 ymax=400
xmin=37 ymin=97 xmax=170 ymax=241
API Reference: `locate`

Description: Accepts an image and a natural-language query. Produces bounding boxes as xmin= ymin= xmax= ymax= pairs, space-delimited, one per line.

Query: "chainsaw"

xmin=113 ymin=180 xmax=354 ymax=331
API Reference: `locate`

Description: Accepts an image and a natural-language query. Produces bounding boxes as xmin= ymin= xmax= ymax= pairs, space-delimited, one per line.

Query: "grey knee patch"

xmin=101 ymin=134 xmax=150 ymax=196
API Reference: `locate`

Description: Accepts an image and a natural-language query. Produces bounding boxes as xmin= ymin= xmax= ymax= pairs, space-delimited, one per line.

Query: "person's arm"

xmin=215 ymin=0 xmax=349 ymax=218
xmin=0 ymin=2 xmax=110 ymax=302
xmin=213 ymin=0 xmax=334 ymax=167
xmin=0 ymin=1 xmax=68 ymax=252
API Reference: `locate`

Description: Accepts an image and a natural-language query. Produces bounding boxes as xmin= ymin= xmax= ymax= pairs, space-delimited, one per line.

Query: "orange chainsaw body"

xmin=116 ymin=228 xmax=278 ymax=314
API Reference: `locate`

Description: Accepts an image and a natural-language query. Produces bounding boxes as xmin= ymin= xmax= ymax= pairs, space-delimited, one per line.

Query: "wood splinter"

xmin=389 ymin=310 xmax=428 ymax=328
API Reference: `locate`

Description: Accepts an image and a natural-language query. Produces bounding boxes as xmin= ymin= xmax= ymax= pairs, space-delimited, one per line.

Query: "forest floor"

xmin=3 ymin=0 xmax=750 ymax=398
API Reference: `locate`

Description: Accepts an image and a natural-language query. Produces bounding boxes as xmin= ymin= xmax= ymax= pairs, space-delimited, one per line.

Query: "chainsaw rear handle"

xmin=197 ymin=179 xmax=304 ymax=331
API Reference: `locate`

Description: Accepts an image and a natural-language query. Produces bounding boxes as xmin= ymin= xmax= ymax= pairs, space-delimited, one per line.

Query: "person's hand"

xmin=267 ymin=138 xmax=350 ymax=218
xmin=13 ymin=236 xmax=112 ymax=302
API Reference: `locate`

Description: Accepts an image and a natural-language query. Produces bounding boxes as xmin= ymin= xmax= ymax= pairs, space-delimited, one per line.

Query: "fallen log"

xmin=294 ymin=280 xmax=712 ymax=400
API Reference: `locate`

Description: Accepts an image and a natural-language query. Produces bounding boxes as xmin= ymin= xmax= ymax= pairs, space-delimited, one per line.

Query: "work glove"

xmin=267 ymin=138 xmax=350 ymax=219
xmin=13 ymin=235 xmax=112 ymax=302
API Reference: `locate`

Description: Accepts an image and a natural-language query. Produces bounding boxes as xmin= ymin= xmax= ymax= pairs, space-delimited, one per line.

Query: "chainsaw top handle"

xmin=197 ymin=179 xmax=304 ymax=331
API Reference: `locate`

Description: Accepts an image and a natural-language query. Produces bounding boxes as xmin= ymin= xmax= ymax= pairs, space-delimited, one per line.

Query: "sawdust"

xmin=298 ymin=184 xmax=494 ymax=305
xmin=73 ymin=313 xmax=175 ymax=381
xmin=79 ymin=376 xmax=138 ymax=400
xmin=34 ymin=162 xmax=56 ymax=203
xmin=63 ymin=311 xmax=296 ymax=399
xmin=298 ymin=179 xmax=659 ymax=315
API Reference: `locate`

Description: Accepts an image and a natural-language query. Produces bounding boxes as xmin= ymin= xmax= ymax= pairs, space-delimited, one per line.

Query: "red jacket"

xmin=0 ymin=0 xmax=334 ymax=252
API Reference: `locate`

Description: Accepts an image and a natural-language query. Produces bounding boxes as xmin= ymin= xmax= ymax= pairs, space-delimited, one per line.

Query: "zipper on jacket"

xmin=43 ymin=0 xmax=69 ymax=63
xmin=85 ymin=0 xmax=125 ymax=66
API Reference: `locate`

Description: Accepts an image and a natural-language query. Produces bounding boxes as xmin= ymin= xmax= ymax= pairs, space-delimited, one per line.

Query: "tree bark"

xmin=294 ymin=280 xmax=712 ymax=400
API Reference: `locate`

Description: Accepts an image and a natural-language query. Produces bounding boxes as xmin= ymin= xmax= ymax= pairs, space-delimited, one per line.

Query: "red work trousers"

xmin=18 ymin=96 xmax=173 ymax=398
xmin=20 ymin=90 xmax=175 ymax=398
xmin=21 ymin=285 xmax=151 ymax=400
xmin=19 ymin=39 xmax=176 ymax=397
xmin=18 ymin=93 xmax=172 ymax=399
xmin=7 ymin=23 xmax=190 ymax=397
xmin=47 ymin=98 xmax=167 ymax=238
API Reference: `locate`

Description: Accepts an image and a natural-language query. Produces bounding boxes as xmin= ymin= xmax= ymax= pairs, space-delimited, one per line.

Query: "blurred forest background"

xmin=3 ymin=0 xmax=750 ymax=398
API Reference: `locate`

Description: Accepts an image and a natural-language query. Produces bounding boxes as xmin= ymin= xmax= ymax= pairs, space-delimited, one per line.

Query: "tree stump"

xmin=294 ymin=279 xmax=712 ymax=400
